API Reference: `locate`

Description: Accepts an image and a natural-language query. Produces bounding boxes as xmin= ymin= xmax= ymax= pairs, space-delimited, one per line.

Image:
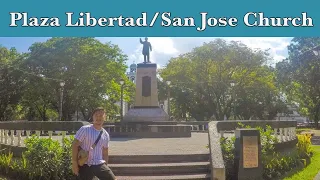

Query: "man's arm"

xmin=72 ymin=139 xmax=81 ymax=164
xmin=103 ymin=132 xmax=110 ymax=165
xmin=103 ymin=147 xmax=109 ymax=164
xmin=149 ymin=43 xmax=152 ymax=51
xmin=72 ymin=126 xmax=86 ymax=165
xmin=140 ymin=38 xmax=143 ymax=44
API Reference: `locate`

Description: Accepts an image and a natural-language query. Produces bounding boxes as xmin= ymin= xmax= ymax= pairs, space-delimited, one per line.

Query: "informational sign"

xmin=243 ymin=136 xmax=259 ymax=168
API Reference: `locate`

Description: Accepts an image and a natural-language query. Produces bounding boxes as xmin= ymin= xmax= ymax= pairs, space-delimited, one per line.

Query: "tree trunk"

xmin=314 ymin=103 xmax=320 ymax=129
xmin=315 ymin=114 xmax=319 ymax=129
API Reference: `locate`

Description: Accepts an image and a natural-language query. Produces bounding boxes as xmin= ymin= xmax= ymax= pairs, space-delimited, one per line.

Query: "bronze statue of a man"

xmin=140 ymin=37 xmax=152 ymax=63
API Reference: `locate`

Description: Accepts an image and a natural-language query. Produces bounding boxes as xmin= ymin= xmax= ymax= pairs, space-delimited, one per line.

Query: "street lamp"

xmin=181 ymin=89 xmax=187 ymax=121
xmin=313 ymin=46 xmax=320 ymax=56
xmin=166 ymin=81 xmax=171 ymax=119
xmin=119 ymin=79 xmax=125 ymax=121
xmin=59 ymin=81 xmax=65 ymax=121
xmin=230 ymin=82 xmax=235 ymax=120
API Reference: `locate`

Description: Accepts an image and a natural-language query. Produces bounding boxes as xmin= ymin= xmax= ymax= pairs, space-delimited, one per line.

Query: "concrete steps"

xmin=110 ymin=162 xmax=210 ymax=176
xmin=116 ymin=174 xmax=211 ymax=180
xmin=109 ymin=154 xmax=210 ymax=164
xmin=108 ymin=154 xmax=211 ymax=180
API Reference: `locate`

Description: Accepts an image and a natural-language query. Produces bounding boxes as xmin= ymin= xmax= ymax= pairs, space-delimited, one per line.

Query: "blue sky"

xmin=0 ymin=37 xmax=293 ymax=68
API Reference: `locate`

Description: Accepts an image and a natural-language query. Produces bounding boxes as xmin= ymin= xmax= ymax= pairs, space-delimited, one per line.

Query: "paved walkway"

xmin=109 ymin=133 xmax=209 ymax=155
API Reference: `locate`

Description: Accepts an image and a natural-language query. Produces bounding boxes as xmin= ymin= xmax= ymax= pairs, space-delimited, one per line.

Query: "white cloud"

xmin=222 ymin=37 xmax=291 ymax=64
xmin=149 ymin=37 xmax=179 ymax=55
xmin=129 ymin=37 xmax=179 ymax=66
xmin=0 ymin=37 xmax=292 ymax=69
xmin=127 ymin=37 xmax=292 ymax=67
xmin=273 ymin=55 xmax=286 ymax=62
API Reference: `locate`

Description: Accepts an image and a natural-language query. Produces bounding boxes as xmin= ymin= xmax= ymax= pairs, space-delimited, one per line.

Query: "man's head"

xmin=145 ymin=37 xmax=148 ymax=41
xmin=91 ymin=107 xmax=106 ymax=127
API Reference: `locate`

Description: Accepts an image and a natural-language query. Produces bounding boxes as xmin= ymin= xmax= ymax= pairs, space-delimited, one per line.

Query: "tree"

xmin=159 ymin=39 xmax=286 ymax=121
xmin=21 ymin=37 xmax=134 ymax=121
xmin=276 ymin=37 xmax=320 ymax=127
xmin=0 ymin=46 xmax=26 ymax=121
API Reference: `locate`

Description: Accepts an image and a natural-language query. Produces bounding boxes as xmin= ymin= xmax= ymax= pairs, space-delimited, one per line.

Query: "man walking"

xmin=72 ymin=107 xmax=117 ymax=180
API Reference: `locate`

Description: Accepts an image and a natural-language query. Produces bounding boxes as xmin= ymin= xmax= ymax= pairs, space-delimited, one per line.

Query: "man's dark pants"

xmin=78 ymin=164 xmax=116 ymax=180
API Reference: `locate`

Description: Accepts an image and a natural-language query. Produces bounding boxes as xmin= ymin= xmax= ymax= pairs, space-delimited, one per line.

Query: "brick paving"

xmin=109 ymin=133 xmax=209 ymax=155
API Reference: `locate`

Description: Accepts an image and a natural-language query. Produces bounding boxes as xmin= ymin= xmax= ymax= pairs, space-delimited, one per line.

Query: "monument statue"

xmin=123 ymin=38 xmax=170 ymax=122
xmin=140 ymin=37 xmax=152 ymax=63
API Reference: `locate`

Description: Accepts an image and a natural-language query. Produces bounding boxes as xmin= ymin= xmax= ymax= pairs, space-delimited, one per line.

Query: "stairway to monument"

xmin=108 ymin=153 xmax=211 ymax=180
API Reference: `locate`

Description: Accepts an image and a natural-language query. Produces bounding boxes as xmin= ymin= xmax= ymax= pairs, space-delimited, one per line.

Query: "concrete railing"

xmin=0 ymin=121 xmax=90 ymax=147
xmin=0 ymin=121 xmax=194 ymax=148
xmin=178 ymin=121 xmax=209 ymax=132
xmin=104 ymin=121 xmax=209 ymax=132
xmin=208 ymin=120 xmax=297 ymax=180
xmin=104 ymin=124 xmax=192 ymax=138
xmin=217 ymin=120 xmax=297 ymax=143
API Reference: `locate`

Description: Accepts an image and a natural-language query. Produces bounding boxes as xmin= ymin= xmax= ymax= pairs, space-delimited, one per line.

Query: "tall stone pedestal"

xmin=123 ymin=63 xmax=169 ymax=122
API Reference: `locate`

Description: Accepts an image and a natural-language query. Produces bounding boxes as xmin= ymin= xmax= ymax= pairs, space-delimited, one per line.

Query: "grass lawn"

xmin=297 ymin=128 xmax=320 ymax=136
xmin=283 ymin=145 xmax=320 ymax=180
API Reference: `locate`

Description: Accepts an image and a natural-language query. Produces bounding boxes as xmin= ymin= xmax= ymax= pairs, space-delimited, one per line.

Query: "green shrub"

xmin=61 ymin=136 xmax=75 ymax=180
xmin=296 ymin=133 xmax=313 ymax=159
xmin=24 ymin=135 xmax=65 ymax=179
xmin=0 ymin=152 xmax=28 ymax=179
xmin=0 ymin=152 xmax=13 ymax=174
xmin=263 ymin=152 xmax=301 ymax=179
xmin=220 ymin=136 xmax=236 ymax=179
xmin=220 ymin=123 xmax=305 ymax=180
xmin=0 ymin=135 xmax=75 ymax=180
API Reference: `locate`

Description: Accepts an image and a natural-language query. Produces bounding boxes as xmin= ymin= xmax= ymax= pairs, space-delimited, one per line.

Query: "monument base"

xmin=123 ymin=106 xmax=170 ymax=122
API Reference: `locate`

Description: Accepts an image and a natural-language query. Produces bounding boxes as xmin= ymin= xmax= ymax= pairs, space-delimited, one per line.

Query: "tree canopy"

xmin=3 ymin=37 xmax=319 ymax=123
xmin=159 ymin=39 xmax=287 ymax=121
xmin=0 ymin=46 xmax=27 ymax=121
xmin=276 ymin=37 xmax=320 ymax=127
xmin=0 ymin=38 xmax=135 ymax=121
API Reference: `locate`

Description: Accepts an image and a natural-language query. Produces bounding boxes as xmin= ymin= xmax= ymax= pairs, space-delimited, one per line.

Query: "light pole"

xmin=258 ymin=101 xmax=263 ymax=120
xmin=166 ymin=81 xmax=171 ymax=119
xmin=230 ymin=82 xmax=235 ymax=120
xmin=59 ymin=81 xmax=65 ymax=121
xmin=119 ymin=79 xmax=125 ymax=121
xmin=313 ymin=46 xmax=320 ymax=57
xmin=182 ymin=89 xmax=187 ymax=121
